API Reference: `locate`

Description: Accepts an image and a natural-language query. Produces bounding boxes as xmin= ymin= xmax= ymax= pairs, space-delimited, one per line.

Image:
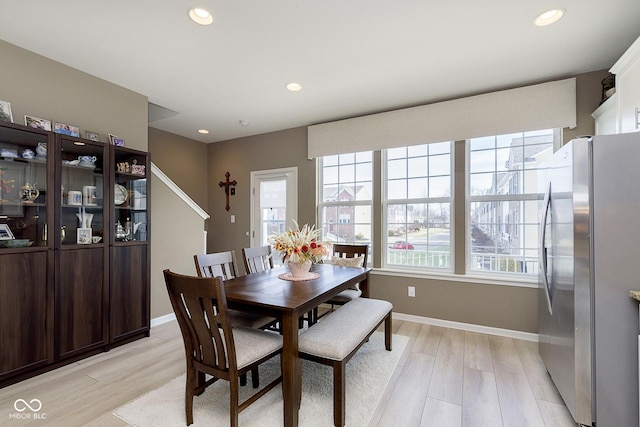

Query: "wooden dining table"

xmin=222 ymin=262 xmax=371 ymax=427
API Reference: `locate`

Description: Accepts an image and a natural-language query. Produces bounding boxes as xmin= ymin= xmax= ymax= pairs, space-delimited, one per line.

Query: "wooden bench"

xmin=298 ymin=297 xmax=393 ymax=427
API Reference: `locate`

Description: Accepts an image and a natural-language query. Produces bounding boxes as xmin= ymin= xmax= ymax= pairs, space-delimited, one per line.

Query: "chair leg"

xmin=230 ymin=377 xmax=239 ymax=427
xmin=195 ymin=371 xmax=206 ymax=395
xmin=251 ymin=367 xmax=260 ymax=388
xmin=333 ymin=361 xmax=346 ymax=427
xmin=240 ymin=373 xmax=247 ymax=386
xmin=385 ymin=314 xmax=392 ymax=351
xmin=185 ymin=367 xmax=196 ymax=425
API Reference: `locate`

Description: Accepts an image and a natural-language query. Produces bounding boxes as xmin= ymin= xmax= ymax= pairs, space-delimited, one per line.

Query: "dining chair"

xmin=163 ymin=270 xmax=283 ymax=427
xmin=315 ymin=244 xmax=369 ymax=322
xmin=241 ymin=245 xmax=313 ymax=328
xmin=242 ymin=245 xmax=273 ymax=274
xmin=194 ymin=251 xmax=278 ymax=330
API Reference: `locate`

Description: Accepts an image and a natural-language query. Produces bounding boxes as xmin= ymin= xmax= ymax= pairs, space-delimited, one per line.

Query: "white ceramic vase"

xmin=288 ymin=260 xmax=312 ymax=278
xmin=76 ymin=210 xmax=94 ymax=228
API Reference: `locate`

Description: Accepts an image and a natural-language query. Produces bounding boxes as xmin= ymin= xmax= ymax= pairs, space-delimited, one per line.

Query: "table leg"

xmin=281 ymin=312 xmax=300 ymax=427
xmin=360 ymin=272 xmax=370 ymax=298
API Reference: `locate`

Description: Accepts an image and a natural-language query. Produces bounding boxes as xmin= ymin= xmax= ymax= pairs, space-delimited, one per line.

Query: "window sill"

xmin=371 ymin=268 xmax=539 ymax=289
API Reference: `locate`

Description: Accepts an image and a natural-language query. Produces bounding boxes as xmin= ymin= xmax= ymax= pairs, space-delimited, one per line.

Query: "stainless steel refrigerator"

xmin=539 ymin=133 xmax=640 ymax=427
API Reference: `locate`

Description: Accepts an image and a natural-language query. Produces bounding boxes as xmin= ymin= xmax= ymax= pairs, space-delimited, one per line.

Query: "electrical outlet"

xmin=408 ymin=286 xmax=415 ymax=297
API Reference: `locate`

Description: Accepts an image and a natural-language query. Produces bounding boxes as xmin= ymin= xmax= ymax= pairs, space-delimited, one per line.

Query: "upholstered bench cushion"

xmin=298 ymin=298 xmax=392 ymax=361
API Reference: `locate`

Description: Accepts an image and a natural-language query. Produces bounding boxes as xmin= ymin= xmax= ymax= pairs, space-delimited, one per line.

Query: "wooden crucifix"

xmin=219 ymin=171 xmax=237 ymax=211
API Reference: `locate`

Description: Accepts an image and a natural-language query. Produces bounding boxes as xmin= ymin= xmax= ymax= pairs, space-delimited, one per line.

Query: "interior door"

xmin=250 ymin=168 xmax=297 ymax=264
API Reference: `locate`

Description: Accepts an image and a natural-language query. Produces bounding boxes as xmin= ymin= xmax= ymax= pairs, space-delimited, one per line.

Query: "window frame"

xmin=314 ymin=129 xmax=560 ymax=286
xmin=317 ymin=152 xmax=373 ymax=262
xmin=382 ymin=142 xmax=454 ymax=272
xmin=465 ymin=129 xmax=561 ymax=279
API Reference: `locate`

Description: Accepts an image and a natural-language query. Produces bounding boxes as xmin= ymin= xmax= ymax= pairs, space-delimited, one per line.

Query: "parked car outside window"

xmin=390 ymin=241 xmax=414 ymax=250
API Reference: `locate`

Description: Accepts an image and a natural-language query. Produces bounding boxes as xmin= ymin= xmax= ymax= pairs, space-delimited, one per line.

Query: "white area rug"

xmin=114 ymin=332 xmax=408 ymax=427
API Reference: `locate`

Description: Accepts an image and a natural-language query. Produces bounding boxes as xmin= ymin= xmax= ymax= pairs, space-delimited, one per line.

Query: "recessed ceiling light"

xmin=286 ymin=82 xmax=302 ymax=92
xmin=198 ymin=129 xmax=209 ymax=134
xmin=534 ymin=8 xmax=565 ymax=26
xmin=188 ymin=8 xmax=213 ymax=25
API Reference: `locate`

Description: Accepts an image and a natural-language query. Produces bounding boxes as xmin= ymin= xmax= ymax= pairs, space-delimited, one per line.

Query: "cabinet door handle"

xmin=636 ymin=107 xmax=639 ymax=130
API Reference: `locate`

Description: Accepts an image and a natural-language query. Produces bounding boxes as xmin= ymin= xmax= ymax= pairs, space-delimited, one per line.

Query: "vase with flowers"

xmin=270 ymin=221 xmax=330 ymax=278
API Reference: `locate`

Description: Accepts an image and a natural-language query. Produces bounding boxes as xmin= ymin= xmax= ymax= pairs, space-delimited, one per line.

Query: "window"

xmin=468 ymin=129 xmax=557 ymax=276
xmin=383 ymin=142 xmax=452 ymax=269
xmin=316 ymin=128 xmax=558 ymax=282
xmin=318 ymin=152 xmax=373 ymax=257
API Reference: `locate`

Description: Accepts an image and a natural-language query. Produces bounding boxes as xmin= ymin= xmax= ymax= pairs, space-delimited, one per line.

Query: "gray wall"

xmin=205 ymin=127 xmax=316 ymax=262
xmin=0 ymin=40 xmax=147 ymax=150
xmin=148 ymin=127 xmax=209 ymax=209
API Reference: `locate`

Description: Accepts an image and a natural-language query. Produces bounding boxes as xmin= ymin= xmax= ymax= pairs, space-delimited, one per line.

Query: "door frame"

xmin=249 ymin=167 xmax=298 ymax=248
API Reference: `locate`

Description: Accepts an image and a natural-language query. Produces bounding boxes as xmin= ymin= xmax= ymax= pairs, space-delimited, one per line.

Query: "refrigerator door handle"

xmin=540 ymin=181 xmax=553 ymax=315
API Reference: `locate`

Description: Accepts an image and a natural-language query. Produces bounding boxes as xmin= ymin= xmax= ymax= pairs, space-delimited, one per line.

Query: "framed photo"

xmin=109 ymin=134 xmax=125 ymax=147
xmin=54 ymin=122 xmax=80 ymax=137
xmin=84 ymin=130 xmax=100 ymax=141
xmin=0 ymin=100 xmax=13 ymax=123
xmin=77 ymin=227 xmax=92 ymax=244
xmin=24 ymin=115 xmax=52 ymax=131
xmin=0 ymin=224 xmax=15 ymax=240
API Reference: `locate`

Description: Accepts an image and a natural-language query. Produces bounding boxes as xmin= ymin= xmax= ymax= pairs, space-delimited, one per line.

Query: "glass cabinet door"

xmin=57 ymin=136 xmax=106 ymax=246
xmin=112 ymin=146 xmax=148 ymax=242
xmin=0 ymin=122 xmax=51 ymax=249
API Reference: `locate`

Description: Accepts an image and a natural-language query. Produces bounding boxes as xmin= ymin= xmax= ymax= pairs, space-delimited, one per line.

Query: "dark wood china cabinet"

xmin=0 ymin=121 xmax=150 ymax=387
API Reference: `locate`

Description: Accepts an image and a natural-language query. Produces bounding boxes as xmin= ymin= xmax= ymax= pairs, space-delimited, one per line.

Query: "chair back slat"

xmin=163 ymin=270 xmax=238 ymax=374
xmin=194 ymin=251 xmax=240 ymax=280
xmin=332 ymin=244 xmax=369 ymax=266
xmin=242 ymin=246 xmax=274 ymax=274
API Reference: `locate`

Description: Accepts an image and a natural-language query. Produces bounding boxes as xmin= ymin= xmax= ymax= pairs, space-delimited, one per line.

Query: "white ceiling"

xmin=1 ymin=1 xmax=639 ymax=143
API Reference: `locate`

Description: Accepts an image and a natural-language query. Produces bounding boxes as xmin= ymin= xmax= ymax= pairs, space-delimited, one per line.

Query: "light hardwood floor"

xmin=0 ymin=319 xmax=576 ymax=427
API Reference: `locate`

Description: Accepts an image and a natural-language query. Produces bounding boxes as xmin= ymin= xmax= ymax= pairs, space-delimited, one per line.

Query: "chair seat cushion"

xmin=228 ymin=309 xmax=277 ymax=329
xmin=233 ymin=327 xmax=283 ymax=369
xmin=299 ymin=298 xmax=392 ymax=360
xmin=328 ymin=288 xmax=362 ymax=304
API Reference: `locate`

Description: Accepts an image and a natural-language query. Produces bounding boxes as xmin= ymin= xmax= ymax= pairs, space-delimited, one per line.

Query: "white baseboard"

xmin=151 ymin=311 xmax=538 ymax=342
xmin=150 ymin=313 xmax=176 ymax=328
xmin=393 ymin=312 xmax=539 ymax=342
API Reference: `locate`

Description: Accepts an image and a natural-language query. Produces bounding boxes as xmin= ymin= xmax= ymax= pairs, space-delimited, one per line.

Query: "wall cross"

xmin=218 ymin=171 xmax=237 ymax=211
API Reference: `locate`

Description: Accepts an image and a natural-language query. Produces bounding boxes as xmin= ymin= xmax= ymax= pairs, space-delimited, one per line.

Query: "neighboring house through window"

xmin=318 ymin=152 xmax=373 ymax=260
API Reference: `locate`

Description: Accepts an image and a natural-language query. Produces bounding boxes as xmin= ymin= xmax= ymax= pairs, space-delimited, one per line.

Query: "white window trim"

xmin=382 ymin=143 xmax=455 ymax=271
xmin=316 ymin=155 xmax=373 ymax=249
xmin=373 ymin=268 xmax=539 ymax=289
xmin=464 ymin=130 xmax=561 ymax=278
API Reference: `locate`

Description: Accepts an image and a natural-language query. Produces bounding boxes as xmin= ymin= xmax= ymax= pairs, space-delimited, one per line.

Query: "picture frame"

xmin=109 ymin=133 xmax=125 ymax=147
xmin=0 ymin=224 xmax=15 ymax=240
xmin=24 ymin=115 xmax=52 ymax=131
xmin=77 ymin=227 xmax=92 ymax=244
xmin=54 ymin=122 xmax=80 ymax=137
xmin=84 ymin=130 xmax=100 ymax=141
xmin=0 ymin=100 xmax=13 ymax=123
